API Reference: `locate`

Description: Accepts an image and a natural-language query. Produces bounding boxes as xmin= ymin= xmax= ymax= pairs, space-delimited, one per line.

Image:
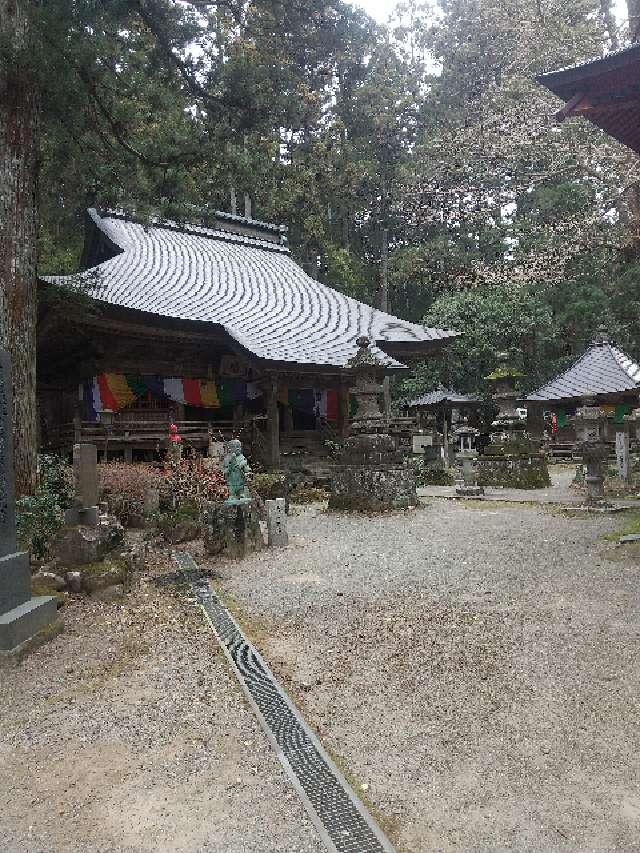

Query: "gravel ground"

xmin=0 ymin=549 xmax=323 ymax=853
xmin=211 ymin=500 xmax=640 ymax=852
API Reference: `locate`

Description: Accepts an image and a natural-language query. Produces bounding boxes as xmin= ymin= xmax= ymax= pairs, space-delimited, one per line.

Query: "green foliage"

xmin=38 ymin=454 xmax=74 ymax=510
xmin=414 ymin=461 xmax=454 ymax=487
xmin=17 ymin=492 xmax=64 ymax=559
xmin=251 ymin=472 xmax=288 ymax=501
xmin=16 ymin=454 xmax=75 ymax=557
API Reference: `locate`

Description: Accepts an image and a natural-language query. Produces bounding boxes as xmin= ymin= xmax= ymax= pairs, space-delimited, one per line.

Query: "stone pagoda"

xmin=329 ymin=337 xmax=416 ymax=511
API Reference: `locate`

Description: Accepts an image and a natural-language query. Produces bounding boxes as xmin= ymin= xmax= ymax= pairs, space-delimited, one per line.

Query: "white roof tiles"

xmin=45 ymin=209 xmax=457 ymax=370
xmin=527 ymin=340 xmax=640 ymax=402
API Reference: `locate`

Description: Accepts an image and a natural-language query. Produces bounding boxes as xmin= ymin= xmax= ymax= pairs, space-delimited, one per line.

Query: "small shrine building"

xmin=526 ymin=334 xmax=640 ymax=445
xmin=39 ymin=208 xmax=457 ymax=467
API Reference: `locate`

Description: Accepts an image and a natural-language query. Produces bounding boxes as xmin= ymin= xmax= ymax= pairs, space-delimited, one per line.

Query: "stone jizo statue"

xmin=223 ymin=439 xmax=251 ymax=502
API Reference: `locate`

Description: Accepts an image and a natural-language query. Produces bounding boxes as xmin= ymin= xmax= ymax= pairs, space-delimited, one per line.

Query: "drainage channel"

xmin=173 ymin=550 xmax=395 ymax=853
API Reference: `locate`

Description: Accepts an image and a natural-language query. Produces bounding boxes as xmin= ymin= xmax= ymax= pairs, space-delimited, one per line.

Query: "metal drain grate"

xmin=173 ymin=551 xmax=395 ymax=853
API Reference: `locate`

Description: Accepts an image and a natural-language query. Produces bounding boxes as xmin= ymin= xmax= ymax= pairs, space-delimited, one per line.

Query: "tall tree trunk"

xmin=628 ymin=0 xmax=640 ymax=40
xmin=0 ymin=0 xmax=39 ymax=496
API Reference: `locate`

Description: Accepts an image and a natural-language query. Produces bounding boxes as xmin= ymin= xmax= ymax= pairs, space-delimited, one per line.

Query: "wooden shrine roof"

xmin=537 ymin=43 xmax=640 ymax=154
xmin=42 ymin=209 xmax=458 ymax=372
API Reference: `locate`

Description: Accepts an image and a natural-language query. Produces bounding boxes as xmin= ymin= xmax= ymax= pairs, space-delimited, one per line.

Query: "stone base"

xmin=329 ymin=465 xmax=417 ymax=512
xmin=456 ymin=485 xmax=484 ymax=497
xmin=203 ymin=500 xmax=264 ymax=559
xmin=64 ymin=505 xmax=99 ymax=527
xmin=0 ymin=551 xmax=31 ymax=614
xmin=0 ymin=596 xmax=58 ymax=652
xmin=476 ymin=454 xmax=550 ymax=489
xmin=52 ymin=516 xmax=124 ymax=567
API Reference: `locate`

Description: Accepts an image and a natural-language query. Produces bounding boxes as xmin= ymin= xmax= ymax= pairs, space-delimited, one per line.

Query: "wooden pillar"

xmin=337 ymin=385 xmax=350 ymax=439
xmin=124 ymin=446 xmax=133 ymax=463
xmin=266 ymin=377 xmax=280 ymax=468
xmin=283 ymin=405 xmax=294 ymax=434
xmin=232 ymin=402 xmax=245 ymax=429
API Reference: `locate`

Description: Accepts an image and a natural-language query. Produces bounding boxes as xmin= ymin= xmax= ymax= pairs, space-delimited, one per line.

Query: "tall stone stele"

xmin=329 ymin=337 xmax=417 ymax=511
xmin=0 ymin=349 xmax=57 ymax=652
xmin=476 ymin=353 xmax=550 ymax=490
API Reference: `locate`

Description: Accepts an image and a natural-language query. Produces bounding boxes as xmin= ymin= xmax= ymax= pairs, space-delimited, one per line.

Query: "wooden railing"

xmin=44 ymin=418 xmax=240 ymax=450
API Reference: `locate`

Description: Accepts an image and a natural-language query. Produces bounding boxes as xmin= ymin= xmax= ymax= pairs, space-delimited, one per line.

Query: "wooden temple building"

xmin=537 ymin=42 xmax=640 ymax=155
xmin=38 ymin=208 xmax=457 ymax=467
xmin=526 ymin=333 xmax=640 ymax=446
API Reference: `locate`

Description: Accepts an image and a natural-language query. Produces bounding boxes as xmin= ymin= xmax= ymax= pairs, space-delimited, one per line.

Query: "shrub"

xmin=17 ymin=492 xmax=64 ymax=559
xmin=17 ymin=454 xmax=73 ymax=558
xmin=164 ymin=456 xmax=227 ymax=508
xmin=100 ymin=457 xmax=227 ymax=525
xmin=38 ymin=454 xmax=74 ymax=509
xmin=99 ymin=462 xmax=167 ymax=524
xmin=251 ymin=472 xmax=288 ymax=501
xmin=414 ymin=460 xmax=454 ymax=487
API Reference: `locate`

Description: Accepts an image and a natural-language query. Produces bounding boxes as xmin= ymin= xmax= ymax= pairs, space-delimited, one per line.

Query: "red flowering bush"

xmin=164 ymin=455 xmax=227 ymax=508
xmin=99 ymin=462 xmax=167 ymax=523
xmin=99 ymin=457 xmax=227 ymax=524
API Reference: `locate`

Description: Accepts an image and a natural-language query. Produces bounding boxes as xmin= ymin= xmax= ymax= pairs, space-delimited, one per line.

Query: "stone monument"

xmin=265 ymin=498 xmax=288 ymax=547
xmin=615 ymin=417 xmax=631 ymax=483
xmin=203 ymin=438 xmax=263 ymax=558
xmin=575 ymin=398 xmax=609 ymax=505
xmin=0 ymin=349 xmax=57 ymax=652
xmin=64 ymin=443 xmax=99 ymax=526
xmin=329 ymin=337 xmax=416 ymax=511
xmin=476 ymin=354 xmax=550 ymax=489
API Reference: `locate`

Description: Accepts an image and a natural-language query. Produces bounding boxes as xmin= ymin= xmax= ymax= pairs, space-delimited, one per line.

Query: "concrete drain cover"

xmin=173 ymin=551 xmax=395 ymax=853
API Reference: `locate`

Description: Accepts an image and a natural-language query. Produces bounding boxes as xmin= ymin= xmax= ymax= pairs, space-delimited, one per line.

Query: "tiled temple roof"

xmin=44 ymin=209 xmax=458 ymax=370
xmin=527 ymin=337 xmax=640 ymax=402
xmin=407 ymin=387 xmax=480 ymax=407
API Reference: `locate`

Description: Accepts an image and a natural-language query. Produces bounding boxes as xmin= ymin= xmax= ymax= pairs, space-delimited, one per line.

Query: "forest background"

xmin=15 ymin=0 xmax=640 ymax=420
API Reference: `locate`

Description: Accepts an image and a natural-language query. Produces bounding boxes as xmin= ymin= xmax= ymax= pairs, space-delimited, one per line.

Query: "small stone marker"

xmin=615 ymin=428 xmax=630 ymax=482
xmin=65 ymin=443 xmax=99 ymax=526
xmin=265 ymin=498 xmax=288 ymax=547
xmin=0 ymin=348 xmax=57 ymax=652
xmin=412 ymin=434 xmax=433 ymax=455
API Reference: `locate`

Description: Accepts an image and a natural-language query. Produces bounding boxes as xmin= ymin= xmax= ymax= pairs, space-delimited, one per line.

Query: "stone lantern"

xmin=453 ymin=418 xmax=483 ymax=496
xmin=575 ymin=397 xmax=608 ymax=503
xmin=329 ymin=337 xmax=417 ymax=511
xmin=476 ymin=353 xmax=550 ymax=489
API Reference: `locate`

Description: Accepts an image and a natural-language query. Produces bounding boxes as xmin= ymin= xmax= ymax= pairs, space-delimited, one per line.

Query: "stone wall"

xmin=476 ymin=454 xmax=550 ymax=489
xmin=329 ymin=464 xmax=417 ymax=511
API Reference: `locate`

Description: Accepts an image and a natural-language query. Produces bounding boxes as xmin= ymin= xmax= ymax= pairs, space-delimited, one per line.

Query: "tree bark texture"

xmin=628 ymin=0 xmax=640 ymax=40
xmin=0 ymin=0 xmax=39 ymax=496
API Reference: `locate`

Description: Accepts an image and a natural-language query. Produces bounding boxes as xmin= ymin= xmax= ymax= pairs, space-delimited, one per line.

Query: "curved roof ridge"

xmin=42 ymin=209 xmax=458 ymax=371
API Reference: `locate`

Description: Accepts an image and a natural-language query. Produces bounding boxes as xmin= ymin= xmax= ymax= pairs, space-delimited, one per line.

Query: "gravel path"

xmin=211 ymin=501 xmax=640 ymax=852
xmin=0 ymin=550 xmax=323 ymax=853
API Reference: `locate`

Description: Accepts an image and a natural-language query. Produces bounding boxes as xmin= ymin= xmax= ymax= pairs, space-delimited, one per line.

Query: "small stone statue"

xmin=223 ymin=439 xmax=251 ymax=502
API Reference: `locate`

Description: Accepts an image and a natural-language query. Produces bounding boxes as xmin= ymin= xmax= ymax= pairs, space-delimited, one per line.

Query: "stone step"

xmin=0 ymin=596 xmax=58 ymax=652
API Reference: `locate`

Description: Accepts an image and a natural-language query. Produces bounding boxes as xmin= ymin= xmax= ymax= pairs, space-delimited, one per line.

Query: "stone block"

xmin=73 ymin=443 xmax=99 ymax=508
xmin=265 ymin=498 xmax=288 ymax=547
xmin=0 ymin=596 xmax=58 ymax=652
xmin=0 ymin=551 xmax=31 ymax=614
xmin=203 ymin=500 xmax=263 ymax=558
xmin=53 ymin=517 xmax=124 ymax=567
